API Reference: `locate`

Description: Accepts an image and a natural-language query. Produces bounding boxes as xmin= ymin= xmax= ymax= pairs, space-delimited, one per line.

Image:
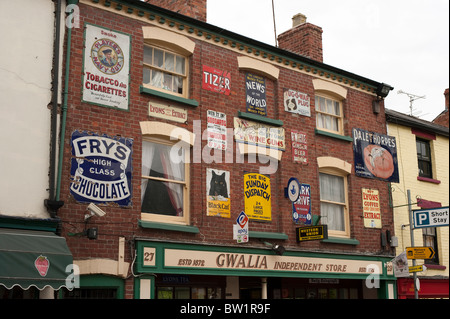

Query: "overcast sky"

xmin=207 ymin=0 xmax=449 ymax=121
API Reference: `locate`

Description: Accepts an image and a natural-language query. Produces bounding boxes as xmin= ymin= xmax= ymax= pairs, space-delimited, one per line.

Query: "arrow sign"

xmin=409 ymin=265 xmax=426 ymax=273
xmin=406 ymin=247 xmax=435 ymax=260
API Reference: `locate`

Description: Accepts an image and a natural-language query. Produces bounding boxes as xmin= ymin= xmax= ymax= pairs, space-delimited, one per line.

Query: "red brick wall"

xmin=278 ymin=23 xmax=323 ymax=63
xmin=150 ymin=0 xmax=207 ymax=22
xmin=59 ymin=3 xmax=394 ymax=298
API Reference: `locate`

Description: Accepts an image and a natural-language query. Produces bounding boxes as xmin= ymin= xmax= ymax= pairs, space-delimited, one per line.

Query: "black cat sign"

xmin=206 ymin=168 xmax=231 ymax=218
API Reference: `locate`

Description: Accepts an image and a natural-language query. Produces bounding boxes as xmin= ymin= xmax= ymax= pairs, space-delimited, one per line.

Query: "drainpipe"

xmin=55 ymin=0 xmax=78 ymax=202
xmin=45 ymin=0 xmax=78 ymax=222
xmin=45 ymin=0 xmax=64 ymax=218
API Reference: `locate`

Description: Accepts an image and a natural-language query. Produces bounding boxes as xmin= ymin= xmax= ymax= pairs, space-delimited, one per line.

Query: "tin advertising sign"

xmin=82 ymin=24 xmax=130 ymax=110
xmin=244 ymin=173 xmax=271 ymax=221
xmin=206 ymin=168 xmax=231 ymax=218
xmin=362 ymin=188 xmax=381 ymax=228
xmin=291 ymin=130 xmax=308 ymax=164
xmin=245 ymin=73 xmax=266 ymax=116
xmin=283 ymin=89 xmax=310 ymax=117
xmin=70 ymin=131 xmax=133 ymax=207
xmin=207 ymin=110 xmax=227 ymax=150
xmin=352 ymin=128 xmax=399 ymax=182
xmin=234 ymin=117 xmax=285 ymax=151
xmin=202 ymin=65 xmax=231 ymax=95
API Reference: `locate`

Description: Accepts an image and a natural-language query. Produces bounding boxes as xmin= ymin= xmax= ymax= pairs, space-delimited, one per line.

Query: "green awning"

xmin=0 ymin=228 xmax=73 ymax=291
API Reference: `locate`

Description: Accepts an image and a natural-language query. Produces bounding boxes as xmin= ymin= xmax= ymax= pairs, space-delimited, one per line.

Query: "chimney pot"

xmin=292 ymin=13 xmax=307 ymax=27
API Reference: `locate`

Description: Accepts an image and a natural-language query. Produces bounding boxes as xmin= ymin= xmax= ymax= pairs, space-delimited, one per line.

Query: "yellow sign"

xmin=206 ymin=169 xmax=231 ymax=218
xmin=408 ymin=265 xmax=424 ymax=273
xmin=244 ymin=173 xmax=271 ymax=221
xmin=362 ymin=188 xmax=381 ymax=228
xmin=406 ymin=247 xmax=435 ymax=260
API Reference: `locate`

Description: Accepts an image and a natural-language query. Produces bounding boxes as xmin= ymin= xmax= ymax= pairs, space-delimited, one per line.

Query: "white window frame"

xmin=318 ymin=157 xmax=352 ymax=238
xmin=143 ymin=45 xmax=188 ymax=98
xmin=140 ymin=121 xmax=194 ymax=225
xmin=312 ymin=79 xmax=347 ymax=136
xmin=142 ymin=26 xmax=195 ymax=99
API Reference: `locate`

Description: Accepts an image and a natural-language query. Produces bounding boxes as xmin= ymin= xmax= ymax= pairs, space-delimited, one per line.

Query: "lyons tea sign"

xmin=70 ymin=131 xmax=133 ymax=207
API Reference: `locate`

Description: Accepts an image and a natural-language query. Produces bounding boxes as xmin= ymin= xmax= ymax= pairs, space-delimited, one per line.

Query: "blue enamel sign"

xmin=70 ymin=131 xmax=133 ymax=207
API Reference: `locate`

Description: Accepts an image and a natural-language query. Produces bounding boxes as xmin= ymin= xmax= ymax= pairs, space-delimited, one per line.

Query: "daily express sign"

xmin=70 ymin=131 xmax=133 ymax=207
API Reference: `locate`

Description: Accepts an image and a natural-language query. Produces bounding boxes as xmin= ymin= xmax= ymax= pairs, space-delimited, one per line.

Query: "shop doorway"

xmin=239 ymin=277 xmax=262 ymax=299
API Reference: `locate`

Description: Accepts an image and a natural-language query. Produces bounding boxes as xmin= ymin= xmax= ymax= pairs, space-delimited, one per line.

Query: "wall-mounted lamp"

xmin=261 ymin=240 xmax=286 ymax=256
xmin=376 ymin=83 xmax=394 ymax=98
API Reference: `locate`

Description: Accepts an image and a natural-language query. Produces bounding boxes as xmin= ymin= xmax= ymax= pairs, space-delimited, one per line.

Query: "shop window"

xmin=143 ymin=45 xmax=187 ymax=97
xmin=318 ymin=157 xmax=352 ymax=238
xmin=416 ymin=138 xmax=432 ymax=178
xmin=156 ymin=286 xmax=222 ymax=299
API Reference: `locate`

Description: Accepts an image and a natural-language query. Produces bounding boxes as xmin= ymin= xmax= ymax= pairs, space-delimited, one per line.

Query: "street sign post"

xmin=406 ymin=247 xmax=435 ymax=260
xmin=296 ymin=225 xmax=328 ymax=242
xmin=413 ymin=206 xmax=449 ymax=229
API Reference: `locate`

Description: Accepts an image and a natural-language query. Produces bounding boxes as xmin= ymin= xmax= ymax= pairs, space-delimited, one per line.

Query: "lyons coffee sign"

xmin=70 ymin=131 xmax=133 ymax=207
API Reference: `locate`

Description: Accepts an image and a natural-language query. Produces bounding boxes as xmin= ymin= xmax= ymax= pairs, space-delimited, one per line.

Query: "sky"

xmin=207 ymin=0 xmax=449 ymax=121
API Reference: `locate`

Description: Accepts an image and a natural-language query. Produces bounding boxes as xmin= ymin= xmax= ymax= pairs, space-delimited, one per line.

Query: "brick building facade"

xmin=56 ymin=0 xmax=397 ymax=299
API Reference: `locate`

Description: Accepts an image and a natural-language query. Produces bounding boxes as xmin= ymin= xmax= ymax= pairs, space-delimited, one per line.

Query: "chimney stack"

xmin=445 ymin=88 xmax=449 ymax=110
xmin=150 ymin=0 xmax=207 ymax=22
xmin=277 ymin=13 xmax=323 ymax=63
xmin=432 ymin=88 xmax=449 ymax=127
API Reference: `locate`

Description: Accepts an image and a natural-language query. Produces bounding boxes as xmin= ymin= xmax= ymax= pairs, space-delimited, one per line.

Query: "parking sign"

xmin=413 ymin=207 xmax=449 ymax=229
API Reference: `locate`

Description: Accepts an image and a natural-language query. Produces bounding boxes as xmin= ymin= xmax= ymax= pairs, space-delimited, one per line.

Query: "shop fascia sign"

xmin=162 ymin=249 xmax=382 ymax=275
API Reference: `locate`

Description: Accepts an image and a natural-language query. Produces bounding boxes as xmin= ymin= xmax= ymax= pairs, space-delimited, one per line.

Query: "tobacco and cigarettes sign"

xmin=82 ymin=24 xmax=130 ymax=110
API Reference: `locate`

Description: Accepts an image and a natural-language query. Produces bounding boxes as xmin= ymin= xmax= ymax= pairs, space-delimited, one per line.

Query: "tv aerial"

xmin=397 ymin=90 xmax=426 ymax=117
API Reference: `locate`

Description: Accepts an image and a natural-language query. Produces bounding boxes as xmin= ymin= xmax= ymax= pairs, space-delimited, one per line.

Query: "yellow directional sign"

xmin=409 ymin=265 xmax=425 ymax=273
xmin=406 ymin=247 xmax=435 ymax=260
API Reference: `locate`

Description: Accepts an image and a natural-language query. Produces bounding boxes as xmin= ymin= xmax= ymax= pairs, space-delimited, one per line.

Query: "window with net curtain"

xmin=141 ymin=140 xmax=185 ymax=217
xmin=315 ymin=95 xmax=343 ymax=135
xmin=143 ymin=45 xmax=186 ymax=96
xmin=319 ymin=172 xmax=346 ymax=233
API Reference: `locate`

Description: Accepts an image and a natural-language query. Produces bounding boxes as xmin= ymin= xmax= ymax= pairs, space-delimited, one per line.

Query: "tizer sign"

xmin=236 ymin=211 xmax=249 ymax=243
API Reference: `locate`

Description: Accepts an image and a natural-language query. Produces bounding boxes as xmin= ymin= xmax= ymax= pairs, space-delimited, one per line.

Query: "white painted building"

xmin=0 ymin=0 xmax=58 ymax=218
xmin=0 ymin=0 xmax=73 ymax=299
